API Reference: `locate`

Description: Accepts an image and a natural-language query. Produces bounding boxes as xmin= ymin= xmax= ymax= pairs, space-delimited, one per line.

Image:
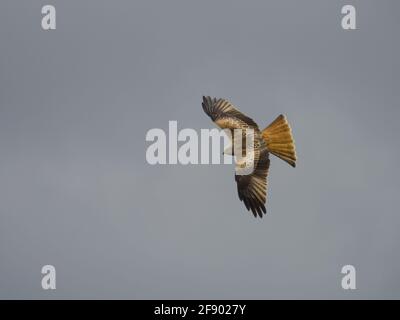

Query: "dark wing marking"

xmin=202 ymin=96 xmax=258 ymax=128
xmin=235 ymin=148 xmax=270 ymax=218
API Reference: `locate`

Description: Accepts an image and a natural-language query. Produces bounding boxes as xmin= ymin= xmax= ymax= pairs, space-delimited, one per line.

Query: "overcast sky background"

xmin=0 ymin=0 xmax=399 ymax=299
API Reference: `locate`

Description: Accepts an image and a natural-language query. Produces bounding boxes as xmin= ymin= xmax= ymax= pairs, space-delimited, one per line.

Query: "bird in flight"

xmin=202 ymin=96 xmax=297 ymax=218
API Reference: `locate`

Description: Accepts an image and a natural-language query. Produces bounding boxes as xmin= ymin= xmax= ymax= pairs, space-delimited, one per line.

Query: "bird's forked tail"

xmin=261 ymin=115 xmax=297 ymax=167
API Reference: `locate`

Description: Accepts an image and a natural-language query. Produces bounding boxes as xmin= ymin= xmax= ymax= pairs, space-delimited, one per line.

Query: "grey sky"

xmin=0 ymin=0 xmax=399 ymax=299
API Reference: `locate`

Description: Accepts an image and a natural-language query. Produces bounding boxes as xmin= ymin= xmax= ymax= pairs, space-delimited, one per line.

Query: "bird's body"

xmin=202 ymin=96 xmax=297 ymax=218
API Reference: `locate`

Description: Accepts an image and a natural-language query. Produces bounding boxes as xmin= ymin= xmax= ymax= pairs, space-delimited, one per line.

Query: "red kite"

xmin=202 ymin=96 xmax=297 ymax=218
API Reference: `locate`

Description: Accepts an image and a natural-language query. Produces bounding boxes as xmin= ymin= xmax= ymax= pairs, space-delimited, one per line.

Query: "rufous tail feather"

xmin=262 ymin=114 xmax=297 ymax=167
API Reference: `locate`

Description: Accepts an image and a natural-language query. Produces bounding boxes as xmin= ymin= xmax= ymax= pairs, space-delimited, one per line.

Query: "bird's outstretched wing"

xmin=202 ymin=96 xmax=259 ymax=128
xmin=235 ymin=148 xmax=270 ymax=218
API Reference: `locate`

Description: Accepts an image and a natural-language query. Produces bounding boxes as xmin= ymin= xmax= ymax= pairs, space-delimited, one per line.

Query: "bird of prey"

xmin=202 ymin=96 xmax=297 ymax=218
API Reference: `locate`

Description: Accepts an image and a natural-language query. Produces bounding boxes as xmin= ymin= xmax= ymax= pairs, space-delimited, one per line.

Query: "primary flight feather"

xmin=202 ymin=96 xmax=297 ymax=218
